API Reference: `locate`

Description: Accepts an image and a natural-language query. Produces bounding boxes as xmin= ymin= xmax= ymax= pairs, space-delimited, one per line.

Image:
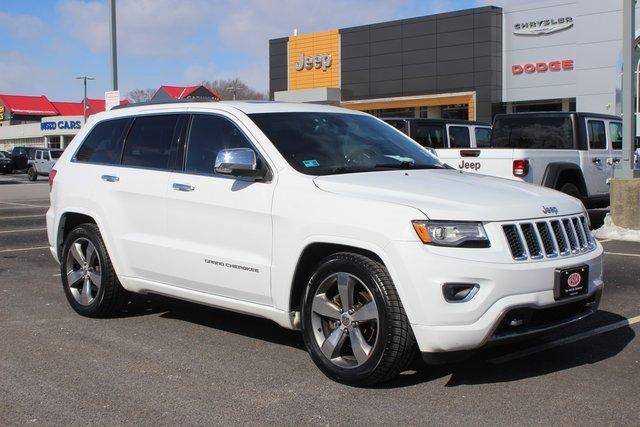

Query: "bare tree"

xmin=201 ymin=78 xmax=266 ymax=100
xmin=127 ymin=88 xmax=156 ymax=103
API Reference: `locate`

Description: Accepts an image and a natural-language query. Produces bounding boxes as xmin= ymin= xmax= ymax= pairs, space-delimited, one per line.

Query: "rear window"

xmin=75 ymin=118 xmax=129 ymax=164
xmin=448 ymin=126 xmax=471 ymax=148
xmin=121 ymin=114 xmax=181 ymax=170
xmin=475 ymin=127 xmax=492 ymax=148
xmin=609 ymin=122 xmax=622 ymax=150
xmin=491 ymin=116 xmax=574 ymax=149
xmin=587 ymin=120 xmax=606 ymax=150
xmin=414 ymin=123 xmax=445 ymax=148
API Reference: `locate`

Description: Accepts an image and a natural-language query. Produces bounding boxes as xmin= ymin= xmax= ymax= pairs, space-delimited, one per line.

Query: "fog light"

xmin=442 ymin=283 xmax=479 ymax=302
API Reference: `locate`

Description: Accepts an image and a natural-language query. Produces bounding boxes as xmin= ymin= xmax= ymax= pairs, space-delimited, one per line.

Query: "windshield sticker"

xmin=303 ymin=159 xmax=320 ymax=167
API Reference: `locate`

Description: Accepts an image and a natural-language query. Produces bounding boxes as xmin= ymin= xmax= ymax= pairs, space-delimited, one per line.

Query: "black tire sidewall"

xmin=60 ymin=225 xmax=109 ymax=316
xmin=559 ymin=183 xmax=581 ymax=199
xmin=28 ymin=168 xmax=37 ymax=181
xmin=301 ymin=255 xmax=391 ymax=384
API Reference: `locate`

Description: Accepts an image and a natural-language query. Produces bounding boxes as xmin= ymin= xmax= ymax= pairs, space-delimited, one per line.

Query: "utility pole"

xmin=109 ymin=0 xmax=118 ymax=91
xmin=620 ymin=0 xmax=639 ymax=178
xmin=75 ymin=76 xmax=95 ymax=124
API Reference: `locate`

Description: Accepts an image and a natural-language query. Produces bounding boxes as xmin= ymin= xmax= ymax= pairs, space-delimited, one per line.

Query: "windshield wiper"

xmin=373 ymin=162 xmax=444 ymax=170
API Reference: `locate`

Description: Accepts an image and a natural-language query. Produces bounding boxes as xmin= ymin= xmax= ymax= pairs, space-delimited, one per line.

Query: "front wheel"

xmin=301 ymin=252 xmax=416 ymax=386
xmin=558 ymin=182 xmax=582 ymax=199
xmin=27 ymin=167 xmax=37 ymax=181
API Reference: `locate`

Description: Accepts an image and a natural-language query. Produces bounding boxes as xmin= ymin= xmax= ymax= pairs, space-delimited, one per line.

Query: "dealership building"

xmin=269 ymin=0 xmax=629 ymax=123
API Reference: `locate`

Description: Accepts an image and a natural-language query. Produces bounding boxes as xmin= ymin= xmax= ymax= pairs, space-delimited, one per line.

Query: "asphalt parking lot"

xmin=1 ymin=177 xmax=639 ymax=425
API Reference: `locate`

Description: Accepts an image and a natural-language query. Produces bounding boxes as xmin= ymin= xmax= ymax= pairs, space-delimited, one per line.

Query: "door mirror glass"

xmin=214 ymin=148 xmax=260 ymax=177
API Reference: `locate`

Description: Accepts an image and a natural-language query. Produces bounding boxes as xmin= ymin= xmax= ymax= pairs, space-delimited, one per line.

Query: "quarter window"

xmin=587 ymin=120 xmax=606 ymax=150
xmin=474 ymin=127 xmax=492 ymax=148
xmin=448 ymin=126 xmax=471 ymax=148
xmin=609 ymin=122 xmax=622 ymax=150
xmin=122 ymin=115 xmax=181 ymax=170
xmin=414 ymin=124 xmax=445 ymax=148
xmin=75 ymin=118 xmax=130 ymax=164
xmin=184 ymin=114 xmax=254 ymax=175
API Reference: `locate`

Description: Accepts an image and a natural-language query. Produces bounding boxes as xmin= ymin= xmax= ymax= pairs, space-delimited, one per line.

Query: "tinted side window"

xmin=122 ymin=115 xmax=181 ymax=170
xmin=475 ymin=127 xmax=492 ymax=148
xmin=491 ymin=117 xmax=574 ymax=149
xmin=587 ymin=120 xmax=606 ymax=150
xmin=385 ymin=120 xmax=408 ymax=134
xmin=414 ymin=124 xmax=445 ymax=148
xmin=448 ymin=126 xmax=471 ymax=148
xmin=609 ymin=122 xmax=622 ymax=150
xmin=185 ymin=115 xmax=253 ymax=175
xmin=75 ymin=118 xmax=129 ymax=164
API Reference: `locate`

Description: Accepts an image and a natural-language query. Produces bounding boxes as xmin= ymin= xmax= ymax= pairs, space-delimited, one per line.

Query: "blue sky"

xmin=0 ymin=0 xmax=482 ymax=101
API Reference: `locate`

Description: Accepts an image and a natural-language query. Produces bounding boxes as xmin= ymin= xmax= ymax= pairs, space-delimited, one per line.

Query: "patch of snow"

xmin=594 ymin=213 xmax=640 ymax=242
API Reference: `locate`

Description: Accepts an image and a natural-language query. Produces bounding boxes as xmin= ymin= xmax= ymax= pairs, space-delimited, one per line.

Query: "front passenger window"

xmin=185 ymin=115 xmax=254 ymax=175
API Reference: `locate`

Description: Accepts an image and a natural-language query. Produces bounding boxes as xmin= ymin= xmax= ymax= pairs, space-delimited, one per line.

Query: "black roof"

xmin=382 ymin=117 xmax=491 ymax=126
xmin=494 ymin=111 xmax=622 ymax=121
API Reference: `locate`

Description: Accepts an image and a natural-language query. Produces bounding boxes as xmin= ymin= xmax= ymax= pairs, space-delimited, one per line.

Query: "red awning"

xmin=0 ymin=94 xmax=58 ymax=116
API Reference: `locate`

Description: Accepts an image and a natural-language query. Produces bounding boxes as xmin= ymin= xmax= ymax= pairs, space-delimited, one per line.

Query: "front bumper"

xmin=385 ymin=240 xmax=604 ymax=354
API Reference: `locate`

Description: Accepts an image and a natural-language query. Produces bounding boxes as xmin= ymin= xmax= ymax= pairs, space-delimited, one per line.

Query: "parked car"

xmin=383 ymin=117 xmax=492 ymax=150
xmin=47 ymin=102 xmax=602 ymax=385
xmin=10 ymin=146 xmax=38 ymax=173
xmin=436 ymin=112 xmax=623 ymax=207
xmin=0 ymin=151 xmax=13 ymax=174
xmin=27 ymin=148 xmax=63 ymax=181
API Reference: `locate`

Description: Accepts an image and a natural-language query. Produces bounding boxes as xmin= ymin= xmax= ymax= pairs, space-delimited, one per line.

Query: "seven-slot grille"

xmin=502 ymin=215 xmax=595 ymax=261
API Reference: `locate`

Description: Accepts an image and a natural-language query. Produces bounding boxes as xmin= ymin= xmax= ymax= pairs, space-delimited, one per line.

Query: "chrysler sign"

xmin=513 ymin=17 xmax=573 ymax=35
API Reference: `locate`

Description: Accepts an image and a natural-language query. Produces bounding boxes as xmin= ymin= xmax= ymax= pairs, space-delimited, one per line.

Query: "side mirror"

xmin=214 ymin=148 xmax=262 ymax=178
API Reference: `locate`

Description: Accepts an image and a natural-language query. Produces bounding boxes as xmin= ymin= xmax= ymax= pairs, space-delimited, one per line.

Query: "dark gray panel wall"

xmin=339 ymin=6 xmax=502 ymax=122
xmin=269 ymin=37 xmax=288 ymax=100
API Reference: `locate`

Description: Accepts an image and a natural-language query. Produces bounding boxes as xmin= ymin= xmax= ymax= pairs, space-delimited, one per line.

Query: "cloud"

xmin=58 ymin=0 xmax=212 ymax=57
xmin=0 ymin=11 xmax=47 ymax=41
xmin=0 ymin=51 xmax=67 ymax=97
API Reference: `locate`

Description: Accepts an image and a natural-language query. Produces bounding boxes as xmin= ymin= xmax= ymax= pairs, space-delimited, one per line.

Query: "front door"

xmin=583 ymin=119 xmax=610 ymax=196
xmin=165 ymin=112 xmax=275 ymax=305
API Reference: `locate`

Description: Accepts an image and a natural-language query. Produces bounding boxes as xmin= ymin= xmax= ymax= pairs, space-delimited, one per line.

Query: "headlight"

xmin=412 ymin=220 xmax=490 ymax=247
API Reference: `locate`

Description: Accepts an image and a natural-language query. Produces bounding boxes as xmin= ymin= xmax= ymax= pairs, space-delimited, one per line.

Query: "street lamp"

xmin=225 ymin=78 xmax=241 ymax=100
xmin=75 ymin=76 xmax=95 ymax=123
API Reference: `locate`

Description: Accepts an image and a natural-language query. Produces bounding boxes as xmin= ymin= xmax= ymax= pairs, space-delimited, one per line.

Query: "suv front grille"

xmin=503 ymin=214 xmax=595 ymax=261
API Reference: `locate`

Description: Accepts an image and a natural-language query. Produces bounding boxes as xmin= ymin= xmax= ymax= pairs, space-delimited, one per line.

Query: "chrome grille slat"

xmin=503 ymin=214 xmax=595 ymax=261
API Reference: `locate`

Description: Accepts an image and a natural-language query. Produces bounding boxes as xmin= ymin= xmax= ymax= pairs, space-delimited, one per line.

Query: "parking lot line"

xmin=0 ymin=214 xmax=45 ymax=220
xmin=490 ymin=314 xmax=640 ymax=364
xmin=0 ymin=227 xmax=47 ymax=234
xmin=0 ymin=201 xmax=48 ymax=208
xmin=604 ymin=251 xmax=640 ymax=258
xmin=0 ymin=246 xmax=50 ymax=253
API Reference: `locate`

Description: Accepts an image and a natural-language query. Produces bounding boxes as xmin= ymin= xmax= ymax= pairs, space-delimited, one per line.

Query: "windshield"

xmin=0 ymin=152 xmax=6 ymax=159
xmin=249 ymin=112 xmax=445 ymax=175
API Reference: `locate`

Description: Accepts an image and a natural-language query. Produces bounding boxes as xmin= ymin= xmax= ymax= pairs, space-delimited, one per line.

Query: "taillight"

xmin=513 ymin=159 xmax=528 ymax=177
xmin=48 ymin=169 xmax=57 ymax=190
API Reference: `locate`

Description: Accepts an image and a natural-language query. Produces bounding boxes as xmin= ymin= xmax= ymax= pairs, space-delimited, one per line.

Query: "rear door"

xmin=41 ymin=151 xmax=53 ymax=174
xmin=164 ymin=112 xmax=275 ymax=305
xmin=607 ymin=120 xmax=623 ymax=175
xmin=584 ymin=119 xmax=610 ymax=196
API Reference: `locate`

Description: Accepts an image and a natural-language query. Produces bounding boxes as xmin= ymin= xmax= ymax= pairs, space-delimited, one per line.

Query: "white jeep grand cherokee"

xmin=46 ymin=101 xmax=603 ymax=385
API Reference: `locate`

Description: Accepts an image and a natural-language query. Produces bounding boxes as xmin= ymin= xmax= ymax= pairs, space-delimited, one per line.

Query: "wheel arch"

xmin=541 ymin=162 xmax=588 ymax=196
xmin=288 ymin=241 xmax=387 ymax=316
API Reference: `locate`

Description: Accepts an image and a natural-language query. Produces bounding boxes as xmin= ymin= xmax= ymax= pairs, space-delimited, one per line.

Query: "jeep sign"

xmin=294 ymin=52 xmax=332 ymax=72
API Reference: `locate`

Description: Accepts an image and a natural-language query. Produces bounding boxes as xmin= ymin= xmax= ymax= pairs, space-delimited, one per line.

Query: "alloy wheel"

xmin=310 ymin=272 xmax=380 ymax=368
xmin=65 ymin=237 xmax=102 ymax=306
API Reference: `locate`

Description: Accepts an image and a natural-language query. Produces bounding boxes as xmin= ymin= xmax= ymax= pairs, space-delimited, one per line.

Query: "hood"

xmin=313 ymin=169 xmax=583 ymax=221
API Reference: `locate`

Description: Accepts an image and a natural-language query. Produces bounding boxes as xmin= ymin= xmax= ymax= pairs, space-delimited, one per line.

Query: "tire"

xmin=301 ymin=252 xmax=416 ymax=386
xmin=558 ymin=182 xmax=582 ymax=199
xmin=27 ymin=167 xmax=37 ymax=181
xmin=60 ymin=223 xmax=128 ymax=317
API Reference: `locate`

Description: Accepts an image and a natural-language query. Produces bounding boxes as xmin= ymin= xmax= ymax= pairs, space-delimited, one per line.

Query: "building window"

xmin=366 ymin=107 xmax=416 ymax=118
xmin=441 ymin=104 xmax=468 ymax=120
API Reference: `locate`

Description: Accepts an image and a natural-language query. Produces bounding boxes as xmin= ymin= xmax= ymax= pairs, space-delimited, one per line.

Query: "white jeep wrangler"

xmin=47 ymin=102 xmax=603 ymax=385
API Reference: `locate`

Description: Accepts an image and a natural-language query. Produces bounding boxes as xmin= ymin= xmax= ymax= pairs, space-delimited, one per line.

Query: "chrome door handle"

xmin=592 ymin=158 xmax=601 ymax=165
xmin=101 ymin=174 xmax=119 ymax=182
xmin=172 ymin=183 xmax=195 ymax=192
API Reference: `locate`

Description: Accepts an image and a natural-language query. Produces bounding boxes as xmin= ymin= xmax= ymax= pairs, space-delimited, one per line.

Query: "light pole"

xmin=225 ymin=78 xmax=241 ymax=100
xmin=109 ymin=0 xmax=118 ymax=91
xmin=75 ymin=76 xmax=95 ymax=124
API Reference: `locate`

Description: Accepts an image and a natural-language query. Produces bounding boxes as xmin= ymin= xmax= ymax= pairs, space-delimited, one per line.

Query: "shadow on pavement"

xmin=115 ymin=294 xmax=634 ymax=389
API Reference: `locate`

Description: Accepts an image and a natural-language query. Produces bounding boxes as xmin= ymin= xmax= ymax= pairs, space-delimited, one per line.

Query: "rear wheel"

xmin=301 ymin=252 xmax=415 ymax=386
xmin=61 ymin=223 xmax=128 ymax=317
xmin=27 ymin=167 xmax=37 ymax=181
xmin=558 ymin=182 xmax=582 ymax=199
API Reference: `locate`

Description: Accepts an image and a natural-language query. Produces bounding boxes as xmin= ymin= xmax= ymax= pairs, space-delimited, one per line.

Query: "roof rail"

xmin=111 ymin=97 xmax=219 ymax=110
